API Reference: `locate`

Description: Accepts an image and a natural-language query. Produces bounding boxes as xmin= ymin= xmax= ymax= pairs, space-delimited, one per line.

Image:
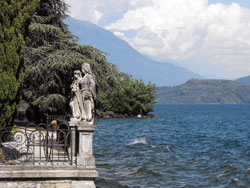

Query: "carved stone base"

xmin=76 ymin=121 xmax=96 ymax=168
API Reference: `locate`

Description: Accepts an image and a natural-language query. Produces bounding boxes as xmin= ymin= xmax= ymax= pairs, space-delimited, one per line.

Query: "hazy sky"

xmin=65 ymin=0 xmax=250 ymax=79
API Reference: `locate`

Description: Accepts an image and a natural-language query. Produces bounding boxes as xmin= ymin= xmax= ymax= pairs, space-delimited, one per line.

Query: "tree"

xmin=111 ymin=74 xmax=156 ymax=116
xmin=0 ymin=0 xmax=39 ymax=128
xmin=23 ymin=0 xmax=156 ymax=119
xmin=23 ymin=0 xmax=122 ymax=116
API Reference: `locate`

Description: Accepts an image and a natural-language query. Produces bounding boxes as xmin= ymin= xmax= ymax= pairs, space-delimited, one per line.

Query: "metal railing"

xmin=43 ymin=114 xmax=69 ymax=124
xmin=0 ymin=123 xmax=73 ymax=165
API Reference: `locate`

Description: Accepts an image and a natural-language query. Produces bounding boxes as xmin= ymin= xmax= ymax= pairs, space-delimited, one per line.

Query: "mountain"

xmin=236 ymin=75 xmax=250 ymax=84
xmin=156 ymin=79 xmax=250 ymax=104
xmin=64 ymin=17 xmax=202 ymax=86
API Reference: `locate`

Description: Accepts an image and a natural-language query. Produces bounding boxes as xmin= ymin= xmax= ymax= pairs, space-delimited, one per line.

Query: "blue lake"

xmin=94 ymin=104 xmax=250 ymax=188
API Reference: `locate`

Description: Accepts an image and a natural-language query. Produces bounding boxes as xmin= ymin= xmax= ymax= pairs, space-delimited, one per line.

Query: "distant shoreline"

xmin=155 ymin=103 xmax=250 ymax=105
xmin=98 ymin=113 xmax=155 ymax=119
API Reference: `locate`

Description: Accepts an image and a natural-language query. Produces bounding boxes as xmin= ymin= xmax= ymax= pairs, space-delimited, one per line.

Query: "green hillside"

xmin=156 ymin=79 xmax=250 ymax=104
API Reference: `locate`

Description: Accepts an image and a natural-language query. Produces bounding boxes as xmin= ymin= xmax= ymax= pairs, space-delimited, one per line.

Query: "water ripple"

xmin=94 ymin=104 xmax=250 ymax=188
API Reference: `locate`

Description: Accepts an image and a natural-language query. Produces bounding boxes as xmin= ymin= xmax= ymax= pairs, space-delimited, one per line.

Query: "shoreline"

xmin=98 ymin=113 xmax=155 ymax=119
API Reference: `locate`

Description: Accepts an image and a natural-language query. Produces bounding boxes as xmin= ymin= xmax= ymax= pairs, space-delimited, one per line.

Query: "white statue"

xmin=70 ymin=64 xmax=96 ymax=123
xmin=69 ymin=70 xmax=83 ymax=121
xmin=79 ymin=63 xmax=96 ymax=122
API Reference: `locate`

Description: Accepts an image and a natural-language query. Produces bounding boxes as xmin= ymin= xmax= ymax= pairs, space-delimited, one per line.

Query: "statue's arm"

xmin=88 ymin=76 xmax=96 ymax=99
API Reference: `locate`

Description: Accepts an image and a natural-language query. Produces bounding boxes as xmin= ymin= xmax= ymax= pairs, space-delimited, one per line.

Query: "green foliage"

xmin=23 ymin=0 xmax=155 ymax=117
xmin=156 ymin=79 xmax=250 ymax=104
xmin=0 ymin=0 xmax=39 ymax=128
xmin=110 ymin=74 xmax=156 ymax=115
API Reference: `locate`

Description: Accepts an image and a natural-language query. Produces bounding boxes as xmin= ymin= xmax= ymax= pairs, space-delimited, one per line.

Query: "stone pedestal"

xmin=77 ymin=121 xmax=96 ymax=168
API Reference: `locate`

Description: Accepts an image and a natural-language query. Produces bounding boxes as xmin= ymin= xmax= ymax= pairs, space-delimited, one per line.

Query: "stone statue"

xmin=69 ymin=64 xmax=97 ymax=175
xmin=70 ymin=63 xmax=96 ymax=123
xmin=70 ymin=70 xmax=83 ymax=121
xmin=79 ymin=63 xmax=96 ymax=123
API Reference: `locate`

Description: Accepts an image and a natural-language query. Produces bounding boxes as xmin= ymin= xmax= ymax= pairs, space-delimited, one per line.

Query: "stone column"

xmin=77 ymin=121 xmax=96 ymax=168
xmin=69 ymin=119 xmax=78 ymax=164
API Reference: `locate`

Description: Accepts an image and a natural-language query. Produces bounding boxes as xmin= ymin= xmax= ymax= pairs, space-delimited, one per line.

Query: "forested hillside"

xmin=156 ymin=79 xmax=250 ymax=104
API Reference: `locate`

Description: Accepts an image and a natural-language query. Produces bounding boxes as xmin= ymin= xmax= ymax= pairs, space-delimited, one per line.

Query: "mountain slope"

xmin=236 ymin=75 xmax=250 ymax=84
xmin=156 ymin=79 xmax=250 ymax=104
xmin=65 ymin=17 xmax=202 ymax=86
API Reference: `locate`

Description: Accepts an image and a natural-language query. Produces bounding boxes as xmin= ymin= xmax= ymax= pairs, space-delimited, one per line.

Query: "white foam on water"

xmin=127 ymin=138 xmax=148 ymax=146
xmin=165 ymin=145 xmax=170 ymax=151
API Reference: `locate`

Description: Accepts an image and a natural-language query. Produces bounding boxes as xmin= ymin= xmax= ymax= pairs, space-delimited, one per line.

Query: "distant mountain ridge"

xmin=64 ymin=17 xmax=202 ymax=86
xmin=156 ymin=79 xmax=250 ymax=104
xmin=236 ymin=75 xmax=250 ymax=84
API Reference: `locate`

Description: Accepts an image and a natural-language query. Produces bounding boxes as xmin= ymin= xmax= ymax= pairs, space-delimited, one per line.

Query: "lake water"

xmin=94 ymin=104 xmax=250 ymax=188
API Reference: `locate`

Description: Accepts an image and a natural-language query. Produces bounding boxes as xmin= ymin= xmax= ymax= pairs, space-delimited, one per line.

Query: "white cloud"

xmin=65 ymin=0 xmax=128 ymax=24
xmin=106 ymin=0 xmax=250 ymax=78
xmin=130 ymin=0 xmax=153 ymax=9
xmin=113 ymin=31 xmax=127 ymax=41
xmin=65 ymin=0 xmax=103 ymax=24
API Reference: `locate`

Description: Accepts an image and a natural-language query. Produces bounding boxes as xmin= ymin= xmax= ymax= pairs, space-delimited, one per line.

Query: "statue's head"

xmin=82 ymin=63 xmax=91 ymax=74
xmin=73 ymin=70 xmax=81 ymax=78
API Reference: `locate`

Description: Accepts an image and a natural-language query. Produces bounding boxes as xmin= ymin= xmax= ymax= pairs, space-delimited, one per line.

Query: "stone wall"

xmin=0 ymin=180 xmax=95 ymax=188
xmin=0 ymin=165 xmax=98 ymax=188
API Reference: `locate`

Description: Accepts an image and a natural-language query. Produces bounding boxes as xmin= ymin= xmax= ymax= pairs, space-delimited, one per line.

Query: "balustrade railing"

xmin=0 ymin=123 xmax=73 ymax=165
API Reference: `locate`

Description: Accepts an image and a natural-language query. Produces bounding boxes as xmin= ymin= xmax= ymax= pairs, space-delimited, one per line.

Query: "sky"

xmin=65 ymin=0 xmax=250 ymax=79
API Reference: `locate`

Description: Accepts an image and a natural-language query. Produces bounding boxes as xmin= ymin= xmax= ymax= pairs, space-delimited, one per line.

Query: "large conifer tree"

xmin=23 ymin=0 xmax=121 ymax=116
xmin=0 ymin=0 xmax=38 ymax=128
xmin=23 ymin=0 xmax=156 ymax=118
